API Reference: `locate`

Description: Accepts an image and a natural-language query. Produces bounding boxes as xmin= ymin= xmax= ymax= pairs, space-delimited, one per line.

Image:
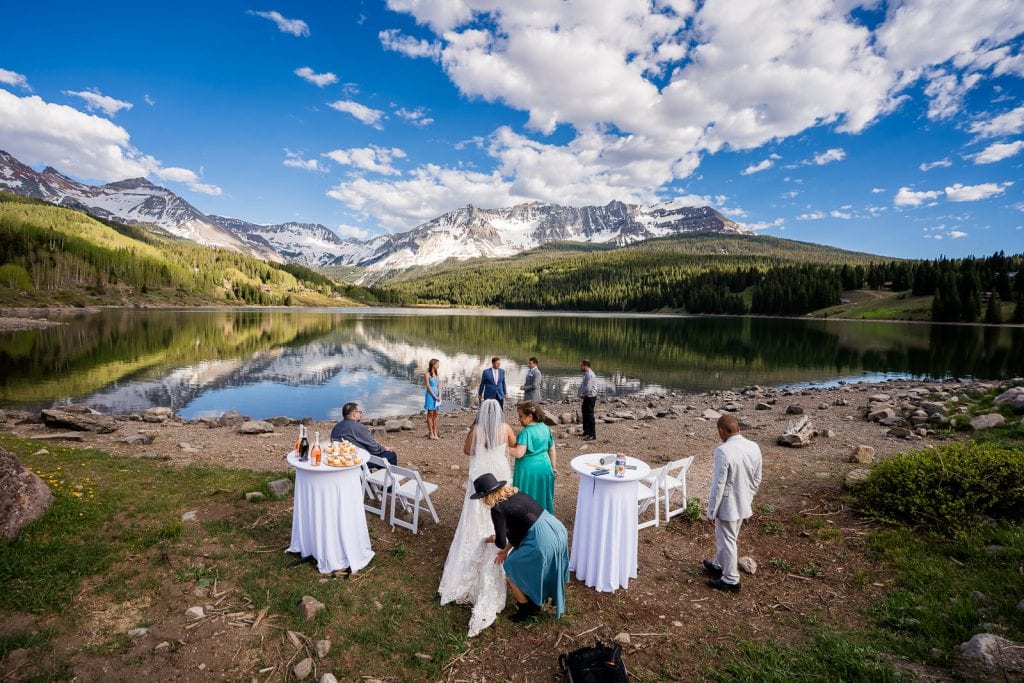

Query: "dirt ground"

xmin=1 ymin=379 xmax=973 ymax=682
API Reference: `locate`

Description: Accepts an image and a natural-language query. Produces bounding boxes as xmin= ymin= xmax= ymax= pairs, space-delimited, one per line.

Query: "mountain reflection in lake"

xmin=0 ymin=308 xmax=1021 ymax=420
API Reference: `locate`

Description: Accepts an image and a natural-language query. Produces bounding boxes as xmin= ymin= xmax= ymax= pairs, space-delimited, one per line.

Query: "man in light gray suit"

xmin=704 ymin=414 xmax=762 ymax=592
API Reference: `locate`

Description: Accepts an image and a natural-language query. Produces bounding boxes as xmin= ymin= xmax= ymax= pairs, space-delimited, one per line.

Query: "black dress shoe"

xmin=509 ymin=599 xmax=541 ymax=622
xmin=708 ymin=577 xmax=741 ymax=592
xmin=702 ymin=559 xmax=723 ymax=578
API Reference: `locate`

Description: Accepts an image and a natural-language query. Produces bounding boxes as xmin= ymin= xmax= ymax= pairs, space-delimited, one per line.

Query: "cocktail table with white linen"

xmin=569 ymin=453 xmax=651 ymax=592
xmin=286 ymin=449 xmax=374 ymax=574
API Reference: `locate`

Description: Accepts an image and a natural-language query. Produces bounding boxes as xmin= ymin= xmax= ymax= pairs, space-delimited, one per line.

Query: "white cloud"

xmin=143 ymin=94 xmax=155 ymax=106
xmin=811 ymin=148 xmax=846 ymax=165
xmin=0 ymin=68 xmax=30 ymax=90
xmin=830 ymin=209 xmax=852 ymax=219
xmin=248 ymin=10 xmax=309 ymax=37
xmin=155 ymin=166 xmax=222 ymax=195
xmin=871 ymin=187 xmax=886 ymax=193
xmin=945 ymin=181 xmax=1013 ymax=202
xmin=970 ymin=105 xmax=1024 ymax=138
xmin=744 ymin=218 xmax=784 ymax=232
xmin=922 ymin=69 xmax=981 ymax=120
xmin=62 ymin=89 xmax=133 ymax=117
xmin=395 ymin=106 xmax=434 ymax=127
xmin=894 ymin=186 xmax=941 ymax=206
xmin=379 ymin=29 xmax=441 ymax=60
xmin=0 ymin=89 xmax=153 ymax=181
xmin=335 ymin=224 xmax=371 ymax=239
xmin=971 ymin=140 xmax=1024 ymax=164
xmin=324 ymin=146 xmax=405 ymax=175
xmin=294 ymin=67 xmax=338 ymax=87
xmin=919 ymin=159 xmax=952 ymax=172
xmin=797 ymin=211 xmax=825 ymax=220
xmin=741 ymin=158 xmax=773 ymax=175
xmin=283 ymin=149 xmax=326 ymax=173
xmin=949 ymin=230 xmax=968 ymax=239
xmin=328 ymin=100 xmax=385 ymax=129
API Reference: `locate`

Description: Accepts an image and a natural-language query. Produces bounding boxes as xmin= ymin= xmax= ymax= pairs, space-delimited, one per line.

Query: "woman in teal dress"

xmin=423 ymin=358 xmax=441 ymax=439
xmin=510 ymin=401 xmax=556 ymax=514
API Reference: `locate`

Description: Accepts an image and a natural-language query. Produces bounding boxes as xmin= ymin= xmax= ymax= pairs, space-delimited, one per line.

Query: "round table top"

xmin=287 ymin=448 xmax=369 ymax=472
xmin=570 ymin=453 xmax=650 ymax=482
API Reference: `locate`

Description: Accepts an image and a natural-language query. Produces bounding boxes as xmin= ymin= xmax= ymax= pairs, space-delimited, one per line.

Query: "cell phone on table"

xmin=591 ymin=468 xmax=610 ymax=476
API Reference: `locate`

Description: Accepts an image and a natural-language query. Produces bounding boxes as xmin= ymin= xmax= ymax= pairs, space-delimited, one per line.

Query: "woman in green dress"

xmin=510 ymin=401 xmax=556 ymax=514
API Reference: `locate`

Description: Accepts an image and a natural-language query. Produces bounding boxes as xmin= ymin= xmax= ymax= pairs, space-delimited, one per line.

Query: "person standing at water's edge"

xmin=423 ymin=358 xmax=441 ymax=440
xmin=578 ymin=359 xmax=597 ymax=441
xmin=478 ymin=357 xmax=507 ymax=409
xmin=330 ymin=402 xmax=398 ymax=468
xmin=521 ymin=357 xmax=542 ymax=402
xmin=704 ymin=414 xmax=762 ymax=592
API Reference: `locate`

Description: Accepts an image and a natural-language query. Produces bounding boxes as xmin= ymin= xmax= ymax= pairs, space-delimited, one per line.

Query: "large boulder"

xmin=993 ymin=386 xmax=1024 ymax=409
xmin=41 ymin=407 xmax=117 ymax=434
xmin=969 ymin=414 xmax=1006 ymax=431
xmin=238 ymin=420 xmax=275 ymax=435
xmin=142 ymin=407 xmax=175 ymax=423
xmin=0 ymin=447 xmax=54 ymax=540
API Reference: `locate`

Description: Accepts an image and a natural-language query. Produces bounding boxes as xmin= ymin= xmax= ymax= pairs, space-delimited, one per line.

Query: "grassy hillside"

xmin=0 ymin=192 xmax=376 ymax=308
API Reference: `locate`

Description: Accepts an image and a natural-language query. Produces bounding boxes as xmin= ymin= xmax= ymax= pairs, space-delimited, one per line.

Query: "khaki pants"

xmin=714 ymin=518 xmax=743 ymax=585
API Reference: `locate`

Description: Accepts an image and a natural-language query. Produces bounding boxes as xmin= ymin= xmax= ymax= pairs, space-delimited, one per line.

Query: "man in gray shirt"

xmin=577 ymin=359 xmax=597 ymax=441
xmin=521 ymin=357 xmax=542 ymax=402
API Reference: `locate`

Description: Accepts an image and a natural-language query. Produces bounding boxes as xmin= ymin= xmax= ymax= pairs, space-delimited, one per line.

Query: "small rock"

xmin=32 ymin=448 xmax=49 ymax=456
xmin=373 ymin=600 xmax=383 ymax=611
xmin=613 ymin=632 xmax=631 ymax=645
xmin=450 ymin=464 xmax=460 ymax=470
xmin=886 ymin=427 xmax=912 ymax=438
xmin=738 ymin=557 xmax=758 ymax=575
xmin=755 ymin=402 xmax=772 ymax=411
xmin=178 ymin=442 xmax=199 ymax=453
xmin=850 ymin=445 xmax=875 ymax=464
xmin=238 ymin=420 xmax=275 ymax=435
xmin=143 ymin=407 xmax=175 ymax=423
xmin=414 ymin=652 xmax=433 ymax=661
xmin=181 ymin=510 xmax=198 ymax=522
xmin=268 ymin=479 xmax=293 ymax=497
xmin=218 ymin=409 xmax=246 ymax=427
xmin=969 ymin=413 xmax=1005 ymax=431
xmin=186 ymin=606 xmax=205 ymax=620
xmin=954 ymin=633 xmax=1024 ymax=682
xmin=845 ymin=469 xmax=871 ymax=488
xmin=153 ymin=641 xmax=171 ymax=653
xmin=120 ymin=432 xmax=156 ymax=446
xmin=127 ymin=627 xmax=149 ymax=638
xmin=315 ymin=639 xmax=331 ymax=658
xmin=320 ymin=675 xmax=338 ymax=683
xmin=785 ymin=405 xmax=804 ymax=415
xmin=868 ymin=394 xmax=891 ymax=403
xmin=245 ymin=492 xmax=265 ymax=502
xmin=298 ymin=595 xmax=325 ymax=620
xmin=292 ymin=657 xmax=314 ymax=681
xmin=971 ymin=591 xmax=990 ymax=603
xmin=558 ymin=412 xmax=574 ymax=424
xmin=702 ymin=409 xmax=722 ymax=420
xmin=268 ymin=416 xmax=294 ymax=427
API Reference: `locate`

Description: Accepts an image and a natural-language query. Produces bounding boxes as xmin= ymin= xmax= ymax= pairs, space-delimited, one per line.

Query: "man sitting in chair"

xmin=330 ymin=402 xmax=398 ymax=469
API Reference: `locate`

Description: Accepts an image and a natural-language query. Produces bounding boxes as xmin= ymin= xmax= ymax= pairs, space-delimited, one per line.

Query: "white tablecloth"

xmin=569 ymin=453 xmax=651 ymax=592
xmin=286 ymin=449 xmax=374 ymax=574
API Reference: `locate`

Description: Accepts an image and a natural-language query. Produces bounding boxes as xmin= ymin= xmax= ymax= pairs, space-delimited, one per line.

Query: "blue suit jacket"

xmin=478 ymin=367 xmax=507 ymax=401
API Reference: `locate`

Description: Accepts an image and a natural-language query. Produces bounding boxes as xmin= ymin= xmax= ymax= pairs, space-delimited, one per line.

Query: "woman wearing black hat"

xmin=472 ymin=472 xmax=569 ymax=622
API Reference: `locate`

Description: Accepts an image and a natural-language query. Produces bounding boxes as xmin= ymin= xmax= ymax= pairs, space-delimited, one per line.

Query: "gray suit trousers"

xmin=714 ymin=518 xmax=743 ymax=585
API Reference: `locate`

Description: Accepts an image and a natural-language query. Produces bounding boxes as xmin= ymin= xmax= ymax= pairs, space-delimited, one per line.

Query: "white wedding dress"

xmin=438 ymin=438 xmax=511 ymax=637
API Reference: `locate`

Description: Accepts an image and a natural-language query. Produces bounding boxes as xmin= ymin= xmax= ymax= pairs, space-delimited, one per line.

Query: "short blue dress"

xmin=424 ymin=375 xmax=440 ymax=410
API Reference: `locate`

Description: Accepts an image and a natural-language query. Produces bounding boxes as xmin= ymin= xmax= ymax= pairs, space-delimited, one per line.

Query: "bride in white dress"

xmin=438 ymin=399 xmax=517 ymax=636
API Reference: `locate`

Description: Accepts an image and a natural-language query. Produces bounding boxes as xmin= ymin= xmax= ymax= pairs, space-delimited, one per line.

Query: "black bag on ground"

xmin=558 ymin=639 xmax=628 ymax=682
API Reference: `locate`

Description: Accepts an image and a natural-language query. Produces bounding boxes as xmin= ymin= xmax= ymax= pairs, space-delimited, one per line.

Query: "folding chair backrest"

xmin=662 ymin=456 xmax=694 ymax=521
xmin=360 ymin=460 xmax=387 ymax=520
xmin=387 ymin=463 xmax=439 ymax=534
xmin=637 ymin=467 xmax=663 ymax=530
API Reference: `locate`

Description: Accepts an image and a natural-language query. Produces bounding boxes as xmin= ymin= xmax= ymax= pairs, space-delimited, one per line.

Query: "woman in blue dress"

xmin=423 ymin=358 xmax=441 ymax=439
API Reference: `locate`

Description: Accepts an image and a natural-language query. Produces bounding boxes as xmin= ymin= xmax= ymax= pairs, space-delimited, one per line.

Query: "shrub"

xmin=856 ymin=442 xmax=1024 ymax=532
xmin=0 ymin=263 xmax=33 ymax=291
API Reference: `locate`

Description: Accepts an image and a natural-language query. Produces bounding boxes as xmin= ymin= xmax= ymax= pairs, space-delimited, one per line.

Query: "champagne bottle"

xmin=294 ymin=424 xmax=303 ymax=457
xmin=311 ymin=431 xmax=322 ymax=466
xmin=299 ymin=426 xmax=310 ymax=462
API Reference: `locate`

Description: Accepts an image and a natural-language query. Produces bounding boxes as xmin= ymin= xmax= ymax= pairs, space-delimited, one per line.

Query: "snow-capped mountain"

xmin=207 ymin=215 xmax=380 ymax=267
xmin=1 ymin=150 xmax=750 ymax=279
xmin=0 ymin=150 xmax=279 ymax=261
xmin=343 ymin=200 xmax=750 ymax=280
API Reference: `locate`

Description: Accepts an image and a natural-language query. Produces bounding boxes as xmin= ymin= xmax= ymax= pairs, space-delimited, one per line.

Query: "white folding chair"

xmin=360 ymin=455 xmax=405 ymax=520
xmin=387 ymin=464 xmax=439 ymax=534
xmin=637 ymin=473 xmax=661 ymax=530
xmin=660 ymin=456 xmax=694 ymax=523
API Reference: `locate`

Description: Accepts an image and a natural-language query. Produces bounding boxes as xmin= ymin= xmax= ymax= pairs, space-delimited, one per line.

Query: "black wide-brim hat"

xmin=470 ymin=472 xmax=506 ymax=499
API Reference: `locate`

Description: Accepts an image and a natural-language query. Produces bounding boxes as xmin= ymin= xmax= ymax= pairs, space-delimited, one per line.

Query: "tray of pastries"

xmin=324 ymin=440 xmax=361 ymax=467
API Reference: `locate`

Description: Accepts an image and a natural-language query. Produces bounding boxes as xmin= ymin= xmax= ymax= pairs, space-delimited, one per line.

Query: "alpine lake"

xmin=1 ymin=307 xmax=1021 ymax=421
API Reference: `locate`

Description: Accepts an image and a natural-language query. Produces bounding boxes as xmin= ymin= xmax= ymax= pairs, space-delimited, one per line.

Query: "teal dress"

xmin=513 ymin=422 xmax=555 ymax=514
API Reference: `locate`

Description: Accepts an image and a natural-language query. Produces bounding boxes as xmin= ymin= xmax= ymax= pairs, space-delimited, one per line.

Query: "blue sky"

xmin=1 ymin=0 xmax=1022 ymax=259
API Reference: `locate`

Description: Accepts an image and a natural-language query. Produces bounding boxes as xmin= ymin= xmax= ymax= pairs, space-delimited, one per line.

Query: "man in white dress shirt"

xmin=704 ymin=414 xmax=762 ymax=592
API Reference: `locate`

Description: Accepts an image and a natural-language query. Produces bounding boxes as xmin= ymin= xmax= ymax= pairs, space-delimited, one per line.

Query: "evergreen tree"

xmin=984 ymin=296 xmax=1003 ymax=324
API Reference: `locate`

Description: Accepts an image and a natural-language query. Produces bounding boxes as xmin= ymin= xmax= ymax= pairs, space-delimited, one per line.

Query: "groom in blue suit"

xmin=477 ymin=357 xmax=507 ymax=408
